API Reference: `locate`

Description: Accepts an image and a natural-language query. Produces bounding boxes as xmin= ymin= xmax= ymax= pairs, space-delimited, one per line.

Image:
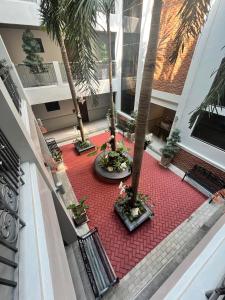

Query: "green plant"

xmin=126 ymin=111 xmax=137 ymax=134
xmin=76 ymin=139 xmax=91 ymax=149
xmin=67 ymin=196 xmax=89 ymax=218
xmin=161 ymin=129 xmax=181 ymax=159
xmin=116 ymin=184 xmax=149 ymax=222
xmin=52 ymin=149 xmax=62 ymax=162
xmin=40 ymin=0 xmax=100 ymax=142
xmin=97 ymin=140 xmax=131 ymax=172
xmin=22 ymin=29 xmax=46 ymax=74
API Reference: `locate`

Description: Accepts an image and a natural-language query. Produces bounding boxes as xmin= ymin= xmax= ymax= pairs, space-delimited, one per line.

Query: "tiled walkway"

xmin=61 ymin=132 xmax=206 ymax=279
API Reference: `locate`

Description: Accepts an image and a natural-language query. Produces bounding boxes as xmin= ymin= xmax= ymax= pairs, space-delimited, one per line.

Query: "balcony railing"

xmin=59 ymin=60 xmax=116 ymax=83
xmin=16 ymin=61 xmax=116 ymax=89
xmin=0 ymin=65 xmax=22 ymax=114
xmin=16 ymin=63 xmax=57 ymax=88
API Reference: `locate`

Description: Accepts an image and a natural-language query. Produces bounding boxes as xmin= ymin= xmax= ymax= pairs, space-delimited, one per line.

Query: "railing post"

xmin=52 ymin=61 xmax=63 ymax=86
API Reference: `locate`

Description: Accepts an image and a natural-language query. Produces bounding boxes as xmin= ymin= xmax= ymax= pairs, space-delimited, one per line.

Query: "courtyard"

xmin=61 ymin=132 xmax=206 ymax=279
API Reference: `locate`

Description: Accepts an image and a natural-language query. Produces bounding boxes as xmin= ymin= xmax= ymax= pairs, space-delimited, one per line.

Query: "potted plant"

xmin=67 ymin=196 xmax=89 ymax=226
xmin=160 ymin=129 xmax=181 ymax=168
xmin=114 ymin=183 xmax=154 ymax=232
xmin=52 ymin=149 xmax=63 ymax=163
xmin=73 ymin=125 xmax=95 ymax=154
xmin=126 ymin=111 xmax=137 ymax=142
xmin=91 ymin=137 xmax=133 ymax=183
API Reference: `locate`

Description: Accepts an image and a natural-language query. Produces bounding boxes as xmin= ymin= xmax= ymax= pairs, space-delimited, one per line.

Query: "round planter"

xmin=94 ymin=152 xmax=132 ymax=183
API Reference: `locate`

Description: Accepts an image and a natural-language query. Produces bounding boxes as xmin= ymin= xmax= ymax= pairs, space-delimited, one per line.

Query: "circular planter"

xmin=94 ymin=152 xmax=132 ymax=183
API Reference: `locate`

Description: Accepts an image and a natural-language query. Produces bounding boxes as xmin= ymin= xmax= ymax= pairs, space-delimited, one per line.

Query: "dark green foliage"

xmin=52 ymin=149 xmax=62 ymax=162
xmin=99 ymin=141 xmax=131 ymax=172
xmin=22 ymin=29 xmax=46 ymax=73
xmin=170 ymin=0 xmax=211 ymax=64
xmin=77 ymin=140 xmax=91 ymax=149
xmin=189 ymin=58 xmax=225 ymax=128
xmin=40 ymin=0 xmax=100 ymax=94
xmin=127 ymin=111 xmax=137 ymax=134
xmin=161 ymin=129 xmax=181 ymax=159
xmin=116 ymin=187 xmax=148 ymax=222
xmin=67 ymin=196 xmax=89 ymax=218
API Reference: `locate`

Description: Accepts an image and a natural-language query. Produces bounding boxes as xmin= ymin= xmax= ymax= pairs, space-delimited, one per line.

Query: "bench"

xmin=78 ymin=228 xmax=119 ymax=299
xmin=182 ymin=165 xmax=225 ymax=195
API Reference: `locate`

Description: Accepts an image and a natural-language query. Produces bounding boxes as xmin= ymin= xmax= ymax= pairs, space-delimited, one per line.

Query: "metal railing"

xmin=0 ymin=128 xmax=25 ymax=298
xmin=16 ymin=63 xmax=57 ymax=88
xmin=0 ymin=68 xmax=22 ymax=115
xmin=16 ymin=61 xmax=117 ymax=88
xmin=59 ymin=61 xmax=116 ymax=83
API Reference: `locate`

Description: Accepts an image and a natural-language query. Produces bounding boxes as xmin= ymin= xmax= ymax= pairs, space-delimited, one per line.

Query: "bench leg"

xmin=182 ymin=173 xmax=186 ymax=181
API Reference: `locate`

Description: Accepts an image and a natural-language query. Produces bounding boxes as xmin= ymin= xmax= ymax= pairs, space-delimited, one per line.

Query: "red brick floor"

xmin=61 ymin=132 xmax=206 ymax=278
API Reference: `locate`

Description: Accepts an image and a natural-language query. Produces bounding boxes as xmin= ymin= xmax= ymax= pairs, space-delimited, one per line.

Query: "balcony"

xmin=0 ymin=62 xmax=22 ymax=114
xmin=15 ymin=61 xmax=118 ymax=105
xmin=16 ymin=61 xmax=116 ymax=88
xmin=16 ymin=63 xmax=57 ymax=88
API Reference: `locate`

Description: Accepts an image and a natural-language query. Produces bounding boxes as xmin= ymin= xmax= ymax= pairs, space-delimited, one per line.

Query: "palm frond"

xmin=99 ymin=0 xmax=115 ymax=14
xmin=40 ymin=0 xmax=64 ymax=42
xmin=170 ymin=0 xmax=211 ymax=64
xmin=189 ymin=58 xmax=225 ymax=128
xmin=65 ymin=0 xmax=100 ymax=94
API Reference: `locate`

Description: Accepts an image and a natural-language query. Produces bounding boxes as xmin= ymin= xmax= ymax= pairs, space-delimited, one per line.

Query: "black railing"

xmin=0 ymin=128 xmax=25 ymax=298
xmin=0 ymin=65 xmax=22 ymax=115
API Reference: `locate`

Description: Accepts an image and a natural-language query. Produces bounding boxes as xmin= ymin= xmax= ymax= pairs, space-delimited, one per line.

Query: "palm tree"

xmin=101 ymin=0 xmax=116 ymax=151
xmin=169 ymin=0 xmax=223 ymax=128
xmin=40 ymin=0 xmax=99 ymax=142
xmin=130 ymin=0 xmax=163 ymax=205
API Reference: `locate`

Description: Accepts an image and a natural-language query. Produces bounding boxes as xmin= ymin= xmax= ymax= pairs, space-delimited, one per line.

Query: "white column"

xmin=134 ymin=0 xmax=154 ymax=111
xmin=52 ymin=61 xmax=63 ymax=86
xmin=115 ymin=0 xmax=123 ymax=111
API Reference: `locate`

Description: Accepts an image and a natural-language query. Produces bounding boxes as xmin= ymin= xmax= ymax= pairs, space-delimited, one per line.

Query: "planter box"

xmin=114 ymin=202 xmax=154 ymax=232
xmin=72 ymin=212 xmax=88 ymax=226
xmin=74 ymin=142 xmax=95 ymax=155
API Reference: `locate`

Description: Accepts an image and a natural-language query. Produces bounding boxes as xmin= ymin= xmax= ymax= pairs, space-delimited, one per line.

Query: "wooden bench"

xmin=182 ymin=165 xmax=225 ymax=195
xmin=78 ymin=228 xmax=119 ymax=299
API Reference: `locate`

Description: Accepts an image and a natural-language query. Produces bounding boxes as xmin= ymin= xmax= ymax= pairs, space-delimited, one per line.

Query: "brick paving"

xmin=61 ymin=132 xmax=206 ymax=279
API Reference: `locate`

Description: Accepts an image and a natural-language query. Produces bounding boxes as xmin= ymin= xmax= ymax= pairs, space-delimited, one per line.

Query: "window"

xmin=192 ymin=111 xmax=225 ymax=151
xmin=34 ymin=38 xmax=44 ymax=53
xmin=45 ymin=101 xmax=60 ymax=112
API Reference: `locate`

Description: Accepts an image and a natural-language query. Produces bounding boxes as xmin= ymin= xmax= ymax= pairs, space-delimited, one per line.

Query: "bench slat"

xmin=78 ymin=228 xmax=118 ymax=298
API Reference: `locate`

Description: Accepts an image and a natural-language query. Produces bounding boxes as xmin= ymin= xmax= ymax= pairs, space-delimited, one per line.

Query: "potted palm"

xmin=40 ymin=0 xmax=99 ymax=154
xmin=114 ymin=0 xmax=163 ymax=231
xmin=160 ymin=129 xmax=181 ymax=168
xmin=67 ymin=197 xmax=89 ymax=226
xmin=126 ymin=111 xmax=137 ymax=142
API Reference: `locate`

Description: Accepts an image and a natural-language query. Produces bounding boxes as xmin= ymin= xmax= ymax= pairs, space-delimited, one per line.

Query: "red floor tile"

xmin=61 ymin=132 xmax=206 ymax=278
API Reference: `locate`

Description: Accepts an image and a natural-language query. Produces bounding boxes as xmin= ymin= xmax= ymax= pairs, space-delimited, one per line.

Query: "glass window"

xmin=45 ymin=101 xmax=60 ymax=112
xmin=34 ymin=38 xmax=44 ymax=53
xmin=192 ymin=111 xmax=225 ymax=151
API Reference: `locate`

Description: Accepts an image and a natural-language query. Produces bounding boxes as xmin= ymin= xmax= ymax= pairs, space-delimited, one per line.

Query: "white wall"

xmin=175 ymin=0 xmax=225 ymax=171
xmin=0 ymin=0 xmax=41 ymax=27
xmin=152 ymin=215 xmax=225 ymax=300
xmin=19 ymin=162 xmax=76 ymax=300
xmin=0 ymin=28 xmax=62 ymax=64
xmin=87 ymin=93 xmax=110 ymax=122
xmin=32 ymin=93 xmax=111 ymax=131
xmin=32 ymin=99 xmax=76 ymax=131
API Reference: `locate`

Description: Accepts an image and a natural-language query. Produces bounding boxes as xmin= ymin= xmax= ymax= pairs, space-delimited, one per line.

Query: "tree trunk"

xmin=106 ymin=11 xmax=116 ymax=151
xmin=58 ymin=34 xmax=85 ymax=142
xmin=130 ymin=0 xmax=163 ymax=206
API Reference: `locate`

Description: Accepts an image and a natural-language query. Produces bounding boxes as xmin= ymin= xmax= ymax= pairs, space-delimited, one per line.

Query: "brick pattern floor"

xmin=61 ymin=132 xmax=206 ymax=279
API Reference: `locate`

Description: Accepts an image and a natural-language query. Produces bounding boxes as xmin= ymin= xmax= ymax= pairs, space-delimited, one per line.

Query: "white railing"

xmin=16 ymin=63 xmax=57 ymax=88
xmin=16 ymin=61 xmax=117 ymax=89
